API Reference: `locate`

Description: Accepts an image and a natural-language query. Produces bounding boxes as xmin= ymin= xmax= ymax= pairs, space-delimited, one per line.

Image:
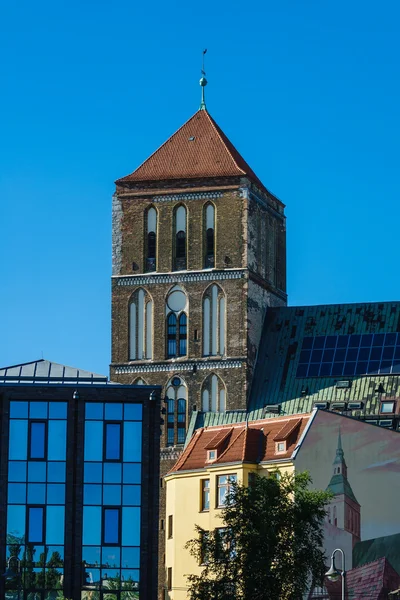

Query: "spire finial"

xmin=199 ymin=49 xmax=208 ymax=111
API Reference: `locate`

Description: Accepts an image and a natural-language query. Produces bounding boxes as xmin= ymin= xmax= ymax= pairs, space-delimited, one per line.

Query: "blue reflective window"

xmin=123 ymin=422 xmax=142 ymax=461
xmin=49 ymin=402 xmax=67 ymax=419
xmin=7 ymin=504 xmax=25 ymax=540
xmin=101 ymin=567 xmax=119 ymax=582
xmin=46 ymin=506 xmax=65 ymax=544
xmin=28 ymin=506 xmax=44 ymax=543
xmin=123 ymin=485 xmax=141 ymax=506
xmin=27 ymin=483 xmax=46 ymax=504
xmin=122 ymin=568 xmax=140 ymax=587
xmin=85 ymin=422 xmax=103 ymax=461
xmin=104 ymin=463 xmax=122 ymax=484
xmin=85 ymin=403 xmax=103 ymax=420
xmin=83 ymin=506 xmax=101 ymax=545
xmin=47 ymin=462 xmax=66 ymax=482
xmin=102 ymin=546 xmax=121 ymax=568
xmin=28 ymin=461 xmax=46 ymax=482
xmin=124 ymin=404 xmax=143 ymax=421
xmin=103 ymin=485 xmax=121 ymax=505
xmin=105 ymin=403 xmax=123 ymax=420
xmin=48 ymin=421 xmax=66 ymax=460
xmin=123 ymin=463 xmax=141 ymax=484
xmin=122 ymin=547 xmax=140 ymax=568
xmin=30 ymin=402 xmax=48 ymax=419
xmin=9 ymin=420 xmax=28 ymax=460
xmin=103 ymin=508 xmax=120 ymax=545
xmin=47 ymin=484 xmax=65 ymax=504
xmin=84 ymin=484 xmax=102 ymax=505
xmin=122 ymin=507 xmax=140 ymax=546
xmin=84 ymin=463 xmax=102 ymax=483
xmin=10 ymin=401 xmax=28 ymax=418
xmin=29 ymin=421 xmax=46 ymax=460
xmin=9 ymin=461 xmax=27 ymax=482
xmin=8 ymin=483 xmax=26 ymax=504
xmin=105 ymin=423 xmax=121 ymax=461
xmin=82 ymin=546 xmax=101 ymax=567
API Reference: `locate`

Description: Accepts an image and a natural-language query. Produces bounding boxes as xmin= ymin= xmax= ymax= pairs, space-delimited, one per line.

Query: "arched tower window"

xmin=132 ymin=377 xmax=147 ymax=385
xmin=166 ymin=286 xmax=188 ymax=359
xmin=201 ymin=374 xmax=226 ymax=413
xmin=146 ymin=207 xmax=157 ymax=272
xmin=166 ymin=377 xmax=187 ymax=446
xmin=174 ymin=205 xmax=187 ymax=271
xmin=204 ymin=203 xmax=215 ymax=268
xmin=129 ymin=288 xmax=153 ymax=360
xmin=203 ymin=284 xmax=226 ymax=356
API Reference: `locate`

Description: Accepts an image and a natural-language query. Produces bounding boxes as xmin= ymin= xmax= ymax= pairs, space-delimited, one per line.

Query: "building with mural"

xmin=164 ymin=408 xmax=400 ymax=599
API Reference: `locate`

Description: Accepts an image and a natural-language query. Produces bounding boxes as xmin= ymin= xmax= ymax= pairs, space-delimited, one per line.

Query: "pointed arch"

xmin=145 ymin=205 xmax=158 ymax=272
xmin=202 ymin=284 xmax=226 ymax=356
xmin=173 ymin=204 xmax=187 ymax=271
xmin=165 ymin=376 xmax=188 ymax=446
xmin=203 ymin=202 xmax=216 ymax=268
xmin=129 ymin=288 xmax=153 ymax=360
xmin=201 ymin=373 xmax=226 ymax=413
xmin=132 ymin=377 xmax=147 ymax=385
xmin=166 ymin=285 xmax=188 ymax=359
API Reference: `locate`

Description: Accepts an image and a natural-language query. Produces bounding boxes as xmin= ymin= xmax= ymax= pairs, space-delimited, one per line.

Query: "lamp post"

xmin=325 ymin=548 xmax=346 ymax=600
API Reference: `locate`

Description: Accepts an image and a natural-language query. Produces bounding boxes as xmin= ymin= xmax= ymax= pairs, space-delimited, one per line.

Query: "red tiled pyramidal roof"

xmin=116 ymin=109 xmax=267 ymax=191
xmin=168 ymin=414 xmax=311 ymax=474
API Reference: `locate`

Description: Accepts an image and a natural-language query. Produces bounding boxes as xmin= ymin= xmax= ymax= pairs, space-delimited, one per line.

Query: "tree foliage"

xmin=185 ymin=471 xmax=331 ymax=600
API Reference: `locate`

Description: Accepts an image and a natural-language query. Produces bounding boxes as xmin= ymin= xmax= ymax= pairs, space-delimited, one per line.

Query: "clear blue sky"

xmin=1 ymin=0 xmax=399 ymax=376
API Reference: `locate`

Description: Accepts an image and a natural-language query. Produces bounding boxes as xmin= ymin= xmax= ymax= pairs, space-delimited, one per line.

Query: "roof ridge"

xmin=203 ymin=111 xmax=247 ymax=176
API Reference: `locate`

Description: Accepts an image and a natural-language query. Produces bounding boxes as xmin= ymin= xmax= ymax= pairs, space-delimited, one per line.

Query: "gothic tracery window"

xmin=174 ymin=205 xmax=187 ymax=271
xmin=146 ymin=206 xmax=157 ymax=272
xmin=204 ymin=202 xmax=215 ymax=268
xmin=203 ymin=284 xmax=226 ymax=356
xmin=201 ymin=374 xmax=226 ymax=413
xmin=166 ymin=377 xmax=187 ymax=446
xmin=129 ymin=288 xmax=153 ymax=360
xmin=166 ymin=286 xmax=188 ymax=359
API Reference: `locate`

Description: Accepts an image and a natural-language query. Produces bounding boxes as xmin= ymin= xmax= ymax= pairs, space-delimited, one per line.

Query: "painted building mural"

xmin=295 ymin=410 xmax=400 ymax=599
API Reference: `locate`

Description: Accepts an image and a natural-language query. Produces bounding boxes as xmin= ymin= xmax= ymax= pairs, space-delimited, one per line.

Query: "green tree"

xmin=185 ymin=471 xmax=331 ymax=600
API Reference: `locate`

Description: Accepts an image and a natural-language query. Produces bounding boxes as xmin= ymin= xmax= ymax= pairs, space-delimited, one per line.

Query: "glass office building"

xmin=0 ymin=361 xmax=160 ymax=600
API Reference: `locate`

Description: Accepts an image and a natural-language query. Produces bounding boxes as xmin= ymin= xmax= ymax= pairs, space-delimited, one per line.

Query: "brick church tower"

xmin=111 ymin=83 xmax=287 ymax=597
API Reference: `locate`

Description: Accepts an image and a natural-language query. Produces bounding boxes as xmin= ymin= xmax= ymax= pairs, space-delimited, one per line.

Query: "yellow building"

xmin=164 ymin=413 xmax=311 ymax=599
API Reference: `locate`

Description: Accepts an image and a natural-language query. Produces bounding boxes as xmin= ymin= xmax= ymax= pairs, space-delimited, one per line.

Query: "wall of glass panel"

xmin=6 ymin=401 xmax=67 ymax=599
xmin=82 ymin=402 xmax=142 ymax=599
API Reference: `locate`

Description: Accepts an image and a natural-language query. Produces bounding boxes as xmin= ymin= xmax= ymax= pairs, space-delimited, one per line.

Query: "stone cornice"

xmin=113 ymin=269 xmax=246 ymax=286
xmin=112 ymin=359 xmax=245 ymax=375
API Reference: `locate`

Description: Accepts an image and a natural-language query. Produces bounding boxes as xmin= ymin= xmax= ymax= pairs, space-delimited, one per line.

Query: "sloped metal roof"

xmin=0 ymin=359 xmax=109 ymax=385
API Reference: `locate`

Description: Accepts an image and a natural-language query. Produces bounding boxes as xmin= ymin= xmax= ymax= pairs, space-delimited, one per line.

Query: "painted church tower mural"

xmin=325 ymin=430 xmax=361 ymax=548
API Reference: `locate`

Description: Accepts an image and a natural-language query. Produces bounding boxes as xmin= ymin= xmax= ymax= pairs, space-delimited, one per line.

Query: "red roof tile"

xmin=323 ymin=557 xmax=400 ymax=600
xmin=168 ymin=414 xmax=311 ymax=474
xmin=116 ymin=110 xmax=269 ymax=194
xmin=274 ymin=418 xmax=302 ymax=442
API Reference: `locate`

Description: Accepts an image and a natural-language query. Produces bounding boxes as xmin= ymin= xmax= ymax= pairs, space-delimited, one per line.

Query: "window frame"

xmin=275 ymin=441 xmax=286 ymax=454
xmin=102 ymin=506 xmax=121 ymax=546
xmin=216 ymin=474 xmax=237 ymax=508
xmin=103 ymin=421 xmax=123 ymax=462
xmin=167 ymin=567 xmax=172 ymax=590
xmin=200 ymin=479 xmax=210 ymax=512
xmin=28 ymin=419 xmax=48 ymax=461
xmin=168 ymin=514 xmax=173 ymax=539
xmin=27 ymin=504 xmax=45 ymax=544
xmin=380 ymin=401 xmax=396 ymax=414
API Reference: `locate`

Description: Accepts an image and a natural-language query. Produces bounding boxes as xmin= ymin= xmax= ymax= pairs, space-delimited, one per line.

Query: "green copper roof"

xmin=248 ymin=301 xmax=400 ymax=416
xmin=326 ymin=473 xmax=358 ymax=504
xmin=353 ymin=532 xmax=400 ymax=575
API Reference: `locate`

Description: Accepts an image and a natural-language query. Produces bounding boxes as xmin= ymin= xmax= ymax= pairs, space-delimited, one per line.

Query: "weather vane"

xmin=199 ymin=48 xmax=208 ymax=110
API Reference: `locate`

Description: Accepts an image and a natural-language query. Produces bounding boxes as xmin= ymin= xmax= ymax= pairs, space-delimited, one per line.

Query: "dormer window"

xmin=275 ymin=442 xmax=286 ymax=454
xmin=380 ymin=401 xmax=396 ymax=414
xmin=207 ymin=449 xmax=217 ymax=462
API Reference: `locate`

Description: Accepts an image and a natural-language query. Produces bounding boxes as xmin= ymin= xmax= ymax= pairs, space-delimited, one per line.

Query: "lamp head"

xmin=325 ymin=560 xmax=340 ymax=582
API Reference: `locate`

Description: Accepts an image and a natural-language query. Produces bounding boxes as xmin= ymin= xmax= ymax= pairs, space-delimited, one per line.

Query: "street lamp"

xmin=325 ymin=548 xmax=346 ymax=600
xmin=2 ymin=556 xmax=21 ymax=600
